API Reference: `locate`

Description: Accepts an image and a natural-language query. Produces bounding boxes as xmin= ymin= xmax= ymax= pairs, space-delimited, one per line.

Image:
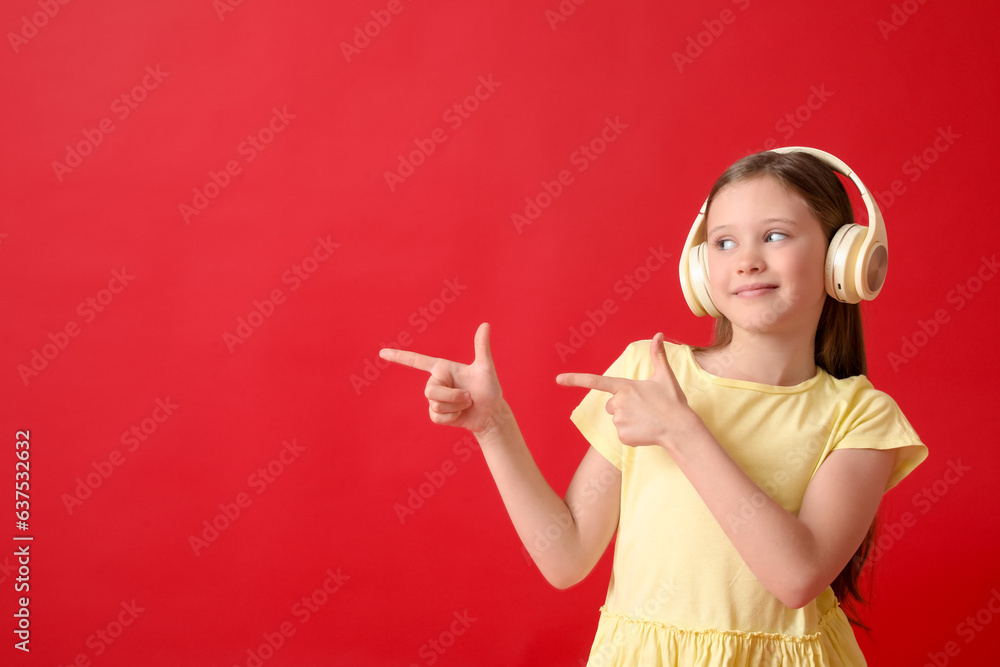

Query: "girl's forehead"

xmin=712 ymin=177 xmax=808 ymax=211
xmin=715 ymin=175 xmax=799 ymax=202
xmin=706 ymin=177 xmax=818 ymax=231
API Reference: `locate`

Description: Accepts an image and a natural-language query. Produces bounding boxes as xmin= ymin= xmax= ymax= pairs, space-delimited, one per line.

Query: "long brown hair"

xmin=695 ymin=150 xmax=877 ymax=630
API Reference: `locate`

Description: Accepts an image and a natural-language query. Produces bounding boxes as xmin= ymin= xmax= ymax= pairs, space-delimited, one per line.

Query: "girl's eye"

xmin=715 ymin=239 xmax=736 ymax=250
xmin=766 ymin=232 xmax=788 ymax=242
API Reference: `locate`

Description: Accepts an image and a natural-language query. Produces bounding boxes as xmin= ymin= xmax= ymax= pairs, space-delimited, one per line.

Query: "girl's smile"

xmin=733 ymin=283 xmax=779 ymax=297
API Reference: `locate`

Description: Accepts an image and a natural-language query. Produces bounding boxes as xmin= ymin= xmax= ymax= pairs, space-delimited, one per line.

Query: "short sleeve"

xmin=569 ymin=343 xmax=641 ymax=471
xmin=830 ymin=386 xmax=928 ymax=492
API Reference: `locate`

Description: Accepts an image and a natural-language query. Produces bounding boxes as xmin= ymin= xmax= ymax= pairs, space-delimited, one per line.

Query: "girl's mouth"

xmin=734 ymin=283 xmax=778 ymax=297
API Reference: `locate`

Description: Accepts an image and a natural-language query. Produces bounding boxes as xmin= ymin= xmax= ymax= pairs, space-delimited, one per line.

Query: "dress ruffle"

xmin=587 ymin=601 xmax=867 ymax=667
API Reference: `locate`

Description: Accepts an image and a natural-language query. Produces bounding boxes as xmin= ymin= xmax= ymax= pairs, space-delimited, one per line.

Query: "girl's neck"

xmin=696 ymin=329 xmax=818 ymax=387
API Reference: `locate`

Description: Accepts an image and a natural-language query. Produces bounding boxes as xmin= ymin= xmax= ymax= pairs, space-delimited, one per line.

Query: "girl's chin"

xmin=723 ymin=306 xmax=820 ymax=336
xmin=720 ymin=305 xmax=788 ymax=330
xmin=719 ymin=292 xmax=821 ymax=323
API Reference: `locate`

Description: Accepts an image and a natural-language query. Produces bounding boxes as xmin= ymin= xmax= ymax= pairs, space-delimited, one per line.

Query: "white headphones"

xmin=678 ymin=146 xmax=889 ymax=318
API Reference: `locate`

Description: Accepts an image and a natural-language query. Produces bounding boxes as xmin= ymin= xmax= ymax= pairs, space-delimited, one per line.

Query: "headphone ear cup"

xmin=861 ymin=240 xmax=889 ymax=300
xmin=689 ymin=242 xmax=722 ymax=318
xmin=825 ymin=224 xmax=866 ymax=303
xmin=680 ymin=243 xmax=705 ymax=317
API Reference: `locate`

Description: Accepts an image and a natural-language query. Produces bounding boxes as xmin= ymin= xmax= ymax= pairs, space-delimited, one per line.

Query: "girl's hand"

xmin=379 ymin=322 xmax=505 ymax=435
xmin=556 ymin=333 xmax=705 ymax=452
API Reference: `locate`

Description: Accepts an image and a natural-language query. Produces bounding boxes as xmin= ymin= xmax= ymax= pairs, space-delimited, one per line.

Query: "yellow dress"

xmin=570 ymin=341 xmax=928 ymax=667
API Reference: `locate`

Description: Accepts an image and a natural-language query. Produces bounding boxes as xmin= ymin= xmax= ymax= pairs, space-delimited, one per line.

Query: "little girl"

xmin=381 ymin=148 xmax=928 ymax=666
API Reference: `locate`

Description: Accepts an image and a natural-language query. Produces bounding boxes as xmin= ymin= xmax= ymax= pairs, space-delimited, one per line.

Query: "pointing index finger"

xmin=379 ymin=348 xmax=440 ymax=373
xmin=556 ymin=373 xmax=626 ymax=393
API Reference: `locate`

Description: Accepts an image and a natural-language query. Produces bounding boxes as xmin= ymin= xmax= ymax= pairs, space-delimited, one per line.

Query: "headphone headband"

xmin=678 ymin=146 xmax=889 ymax=318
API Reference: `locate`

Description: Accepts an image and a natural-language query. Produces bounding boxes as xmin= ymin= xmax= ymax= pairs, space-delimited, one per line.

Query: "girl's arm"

xmin=666 ymin=424 xmax=895 ymax=608
xmin=559 ymin=333 xmax=899 ymax=608
xmin=381 ymin=323 xmax=621 ymax=589
xmin=476 ymin=400 xmax=621 ymax=589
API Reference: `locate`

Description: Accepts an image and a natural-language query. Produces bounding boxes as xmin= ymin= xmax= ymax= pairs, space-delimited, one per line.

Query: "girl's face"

xmin=704 ymin=176 xmax=829 ymax=336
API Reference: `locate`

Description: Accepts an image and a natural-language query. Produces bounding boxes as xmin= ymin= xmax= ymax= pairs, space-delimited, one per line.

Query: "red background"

xmin=2 ymin=0 xmax=999 ymax=665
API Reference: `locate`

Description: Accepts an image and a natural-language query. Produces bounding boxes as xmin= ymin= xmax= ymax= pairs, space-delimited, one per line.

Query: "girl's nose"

xmin=736 ymin=245 xmax=765 ymax=274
